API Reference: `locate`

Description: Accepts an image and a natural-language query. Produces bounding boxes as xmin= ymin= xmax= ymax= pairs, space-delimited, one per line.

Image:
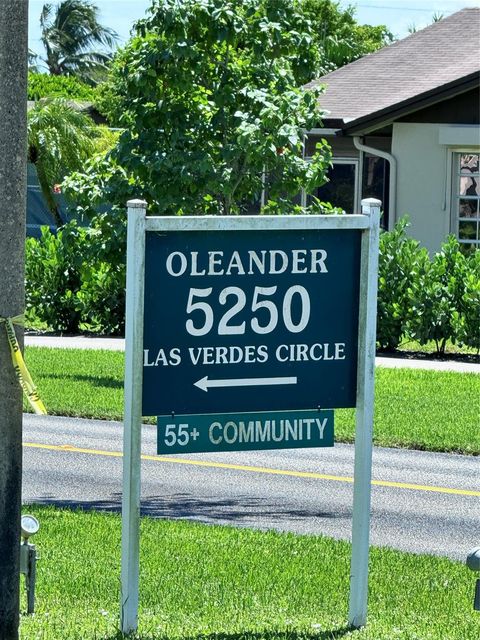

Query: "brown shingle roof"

xmin=305 ymin=7 xmax=480 ymax=131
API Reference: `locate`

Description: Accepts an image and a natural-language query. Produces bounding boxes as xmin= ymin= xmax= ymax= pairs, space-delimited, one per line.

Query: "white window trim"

xmin=302 ymin=156 xmax=359 ymax=214
xmin=449 ymin=148 xmax=480 ymax=248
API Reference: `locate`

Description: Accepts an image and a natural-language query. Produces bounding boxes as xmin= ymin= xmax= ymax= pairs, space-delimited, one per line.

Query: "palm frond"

xmin=39 ymin=3 xmax=53 ymax=29
xmin=38 ymin=0 xmax=119 ymax=83
xmin=27 ymin=98 xmax=96 ymax=187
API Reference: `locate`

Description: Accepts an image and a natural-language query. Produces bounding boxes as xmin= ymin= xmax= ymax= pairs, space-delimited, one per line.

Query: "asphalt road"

xmin=23 ymin=414 xmax=479 ymax=561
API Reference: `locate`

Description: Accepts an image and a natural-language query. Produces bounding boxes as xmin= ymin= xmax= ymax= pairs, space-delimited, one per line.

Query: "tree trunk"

xmin=0 ymin=2 xmax=28 ymax=639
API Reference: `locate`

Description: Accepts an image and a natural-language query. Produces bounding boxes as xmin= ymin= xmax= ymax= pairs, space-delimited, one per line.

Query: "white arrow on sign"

xmin=194 ymin=375 xmax=298 ymax=392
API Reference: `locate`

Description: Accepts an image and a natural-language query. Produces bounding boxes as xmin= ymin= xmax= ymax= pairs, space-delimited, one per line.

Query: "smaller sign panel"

xmin=157 ymin=410 xmax=334 ymax=454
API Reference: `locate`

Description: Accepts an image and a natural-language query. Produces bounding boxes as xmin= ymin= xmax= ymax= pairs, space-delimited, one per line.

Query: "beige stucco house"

xmin=304 ymin=7 xmax=480 ymax=253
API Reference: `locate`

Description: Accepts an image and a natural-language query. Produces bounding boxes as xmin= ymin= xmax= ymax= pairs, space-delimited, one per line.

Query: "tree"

xmin=66 ymin=0 xmax=332 ymax=218
xmin=301 ymin=0 xmax=393 ymax=73
xmin=35 ymin=0 xmax=118 ymax=84
xmin=59 ymin=0 xmax=335 ymax=334
xmin=408 ymin=12 xmax=444 ymax=35
xmin=27 ymin=98 xmax=97 ymax=226
xmin=0 ymin=2 xmax=28 ymax=638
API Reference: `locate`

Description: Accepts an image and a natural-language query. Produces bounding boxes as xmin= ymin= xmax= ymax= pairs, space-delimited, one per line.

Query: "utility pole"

xmin=0 ymin=2 xmax=29 ymax=639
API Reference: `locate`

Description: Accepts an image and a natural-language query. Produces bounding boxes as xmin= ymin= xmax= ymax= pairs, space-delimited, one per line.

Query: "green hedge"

xmin=28 ymin=73 xmax=95 ymax=102
xmin=377 ymin=220 xmax=479 ymax=354
xmin=377 ymin=218 xmax=428 ymax=351
xmin=25 ymin=218 xmax=480 ymax=349
xmin=25 ymin=218 xmax=126 ymax=335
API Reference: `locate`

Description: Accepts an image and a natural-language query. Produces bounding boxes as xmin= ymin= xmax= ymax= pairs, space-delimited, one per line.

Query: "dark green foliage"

xmin=65 ymin=0 xmax=332 ymax=218
xmin=77 ymin=262 xmax=125 ymax=335
xmin=301 ymin=0 xmax=393 ymax=73
xmin=76 ymin=210 xmax=127 ymax=335
xmin=25 ymin=224 xmax=85 ymax=333
xmin=377 ymin=221 xmax=479 ymax=355
xmin=92 ymin=78 xmax=118 ymax=123
xmin=56 ymin=0 xmax=339 ymax=336
xmin=453 ymin=250 xmax=480 ymax=351
xmin=377 ymin=218 xmax=429 ymax=351
xmin=28 ymin=72 xmax=95 ymax=101
xmin=406 ymin=236 xmax=469 ymax=355
xmin=25 ymin=219 xmax=126 ymax=335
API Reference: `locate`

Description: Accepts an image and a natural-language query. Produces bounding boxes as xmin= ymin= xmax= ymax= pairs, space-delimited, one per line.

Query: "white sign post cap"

xmin=127 ymin=199 xmax=148 ymax=209
xmin=361 ymin=198 xmax=382 ymax=215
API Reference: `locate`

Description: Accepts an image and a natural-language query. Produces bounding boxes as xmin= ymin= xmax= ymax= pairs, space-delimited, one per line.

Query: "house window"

xmin=453 ymin=152 xmax=480 ymax=251
xmin=362 ymin=154 xmax=389 ymax=229
xmin=305 ymin=159 xmax=358 ymax=213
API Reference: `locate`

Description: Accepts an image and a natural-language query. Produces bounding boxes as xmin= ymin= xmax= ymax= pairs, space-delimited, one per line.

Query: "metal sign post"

xmin=349 ymin=198 xmax=381 ymax=627
xmin=121 ymin=199 xmax=146 ymax=634
xmin=121 ymin=200 xmax=380 ymax=634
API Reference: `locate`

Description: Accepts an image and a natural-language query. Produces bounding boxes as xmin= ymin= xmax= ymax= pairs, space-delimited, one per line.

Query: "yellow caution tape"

xmin=0 ymin=315 xmax=47 ymax=415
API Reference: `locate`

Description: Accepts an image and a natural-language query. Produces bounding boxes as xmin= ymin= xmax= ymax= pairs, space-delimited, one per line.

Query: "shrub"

xmin=28 ymin=73 xmax=95 ymax=102
xmin=25 ymin=223 xmax=85 ymax=333
xmin=406 ymin=235 xmax=468 ymax=355
xmin=25 ymin=218 xmax=126 ymax=336
xmin=377 ymin=218 xmax=429 ymax=350
xmin=77 ymin=261 xmax=125 ymax=335
xmin=75 ymin=213 xmax=127 ymax=335
xmin=453 ymin=249 xmax=480 ymax=352
xmin=93 ymin=80 xmax=120 ymax=126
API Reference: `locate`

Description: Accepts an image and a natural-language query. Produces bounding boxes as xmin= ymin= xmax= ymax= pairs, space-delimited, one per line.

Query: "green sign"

xmin=143 ymin=228 xmax=361 ymax=416
xmin=157 ymin=410 xmax=334 ymax=454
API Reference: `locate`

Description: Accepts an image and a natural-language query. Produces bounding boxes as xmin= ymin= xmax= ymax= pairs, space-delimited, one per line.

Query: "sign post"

xmin=349 ymin=198 xmax=381 ymax=627
xmin=121 ymin=199 xmax=146 ymax=633
xmin=121 ymin=200 xmax=380 ymax=634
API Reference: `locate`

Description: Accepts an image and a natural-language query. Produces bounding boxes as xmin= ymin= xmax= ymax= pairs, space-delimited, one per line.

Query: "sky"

xmin=341 ymin=0 xmax=480 ymax=37
xmin=28 ymin=0 xmax=480 ymax=57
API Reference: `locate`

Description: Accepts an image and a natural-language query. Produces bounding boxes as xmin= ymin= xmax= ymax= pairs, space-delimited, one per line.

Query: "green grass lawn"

xmin=24 ymin=346 xmax=480 ymax=455
xmin=19 ymin=506 xmax=479 ymax=640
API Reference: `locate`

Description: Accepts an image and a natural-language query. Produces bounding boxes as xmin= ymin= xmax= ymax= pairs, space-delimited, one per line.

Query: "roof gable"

xmin=306 ymin=8 xmax=480 ymax=132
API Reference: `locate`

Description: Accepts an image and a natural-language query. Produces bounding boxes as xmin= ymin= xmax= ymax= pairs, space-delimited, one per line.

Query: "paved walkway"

xmin=25 ymin=335 xmax=480 ymax=374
